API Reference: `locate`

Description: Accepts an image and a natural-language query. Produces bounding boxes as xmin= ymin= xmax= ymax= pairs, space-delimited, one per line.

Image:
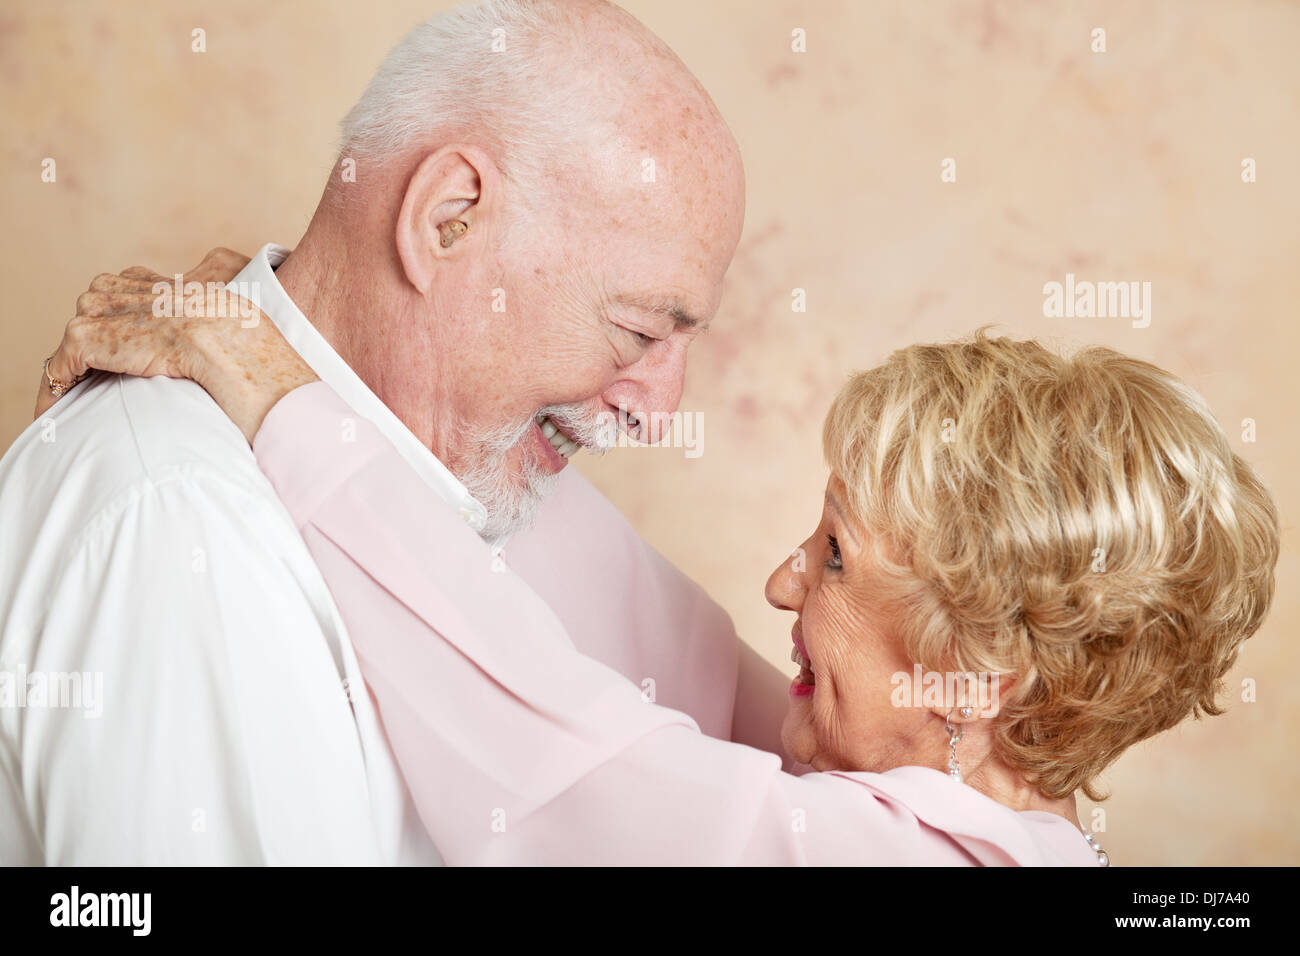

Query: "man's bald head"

xmin=338 ymin=0 xmax=742 ymax=225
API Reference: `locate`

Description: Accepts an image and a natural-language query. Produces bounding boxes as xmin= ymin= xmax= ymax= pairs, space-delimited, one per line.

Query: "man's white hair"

xmin=340 ymin=0 xmax=603 ymax=204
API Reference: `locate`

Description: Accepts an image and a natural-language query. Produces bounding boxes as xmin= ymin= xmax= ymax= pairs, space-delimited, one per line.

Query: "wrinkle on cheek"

xmin=807 ymin=581 xmax=885 ymax=765
xmin=517 ymin=269 xmax=620 ymax=386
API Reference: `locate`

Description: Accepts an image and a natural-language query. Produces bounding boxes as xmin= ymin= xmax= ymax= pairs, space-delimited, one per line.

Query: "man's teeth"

xmin=539 ymin=416 xmax=580 ymax=459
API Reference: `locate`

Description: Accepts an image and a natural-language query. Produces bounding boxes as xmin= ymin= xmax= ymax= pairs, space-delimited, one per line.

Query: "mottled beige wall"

xmin=2 ymin=0 xmax=1296 ymax=865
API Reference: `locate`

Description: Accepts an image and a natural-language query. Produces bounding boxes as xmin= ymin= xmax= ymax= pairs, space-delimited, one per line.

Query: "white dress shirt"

xmin=0 ymin=244 xmax=450 ymax=864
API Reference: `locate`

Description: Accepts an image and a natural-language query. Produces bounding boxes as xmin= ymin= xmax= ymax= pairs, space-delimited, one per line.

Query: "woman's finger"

xmin=34 ymin=321 xmax=92 ymax=418
xmin=51 ymin=318 xmax=92 ymax=380
xmin=75 ymin=290 xmax=163 ymax=318
xmin=185 ymin=248 xmax=251 ymax=284
xmin=88 ymin=272 xmax=158 ymax=294
xmin=110 ymin=248 xmax=252 ymax=292
xmin=119 ymin=265 xmax=168 ymax=282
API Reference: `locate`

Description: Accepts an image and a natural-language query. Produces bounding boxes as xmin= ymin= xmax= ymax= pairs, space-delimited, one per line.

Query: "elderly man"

xmin=0 ymin=0 xmax=784 ymax=864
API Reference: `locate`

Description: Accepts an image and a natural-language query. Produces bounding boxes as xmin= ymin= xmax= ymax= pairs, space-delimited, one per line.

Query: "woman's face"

xmin=765 ymin=475 xmax=932 ymax=772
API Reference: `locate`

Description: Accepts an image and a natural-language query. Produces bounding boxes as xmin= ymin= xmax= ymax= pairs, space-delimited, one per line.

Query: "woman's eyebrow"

xmin=825 ymin=490 xmax=860 ymax=545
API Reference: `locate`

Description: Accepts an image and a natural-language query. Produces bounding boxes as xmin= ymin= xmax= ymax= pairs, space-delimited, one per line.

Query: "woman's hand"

xmin=36 ymin=248 xmax=319 ymax=443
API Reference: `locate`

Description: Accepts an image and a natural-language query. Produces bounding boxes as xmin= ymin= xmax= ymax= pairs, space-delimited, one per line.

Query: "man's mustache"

xmin=464 ymin=401 xmax=619 ymax=458
xmin=535 ymin=403 xmax=619 ymax=455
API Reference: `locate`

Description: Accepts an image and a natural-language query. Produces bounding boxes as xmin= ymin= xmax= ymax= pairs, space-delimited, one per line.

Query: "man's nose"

xmin=765 ymin=548 xmax=807 ymax=613
xmin=600 ymin=339 xmax=688 ymax=443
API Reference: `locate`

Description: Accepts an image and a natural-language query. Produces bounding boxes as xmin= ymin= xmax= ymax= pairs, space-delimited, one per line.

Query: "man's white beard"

xmin=456 ymin=402 xmax=618 ymax=541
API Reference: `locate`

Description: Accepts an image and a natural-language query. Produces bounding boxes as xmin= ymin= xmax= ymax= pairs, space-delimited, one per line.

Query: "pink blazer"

xmin=252 ymin=382 xmax=1100 ymax=866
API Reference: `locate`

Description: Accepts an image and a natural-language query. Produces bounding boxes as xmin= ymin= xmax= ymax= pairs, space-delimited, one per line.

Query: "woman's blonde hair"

xmin=823 ymin=333 xmax=1279 ymax=800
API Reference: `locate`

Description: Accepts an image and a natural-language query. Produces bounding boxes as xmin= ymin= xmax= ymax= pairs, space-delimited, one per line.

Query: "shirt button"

xmin=457 ymin=506 xmax=475 ymax=524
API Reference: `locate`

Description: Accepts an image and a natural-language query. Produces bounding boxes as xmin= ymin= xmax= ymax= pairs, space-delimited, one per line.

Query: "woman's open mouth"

xmin=790 ymin=627 xmax=815 ymax=697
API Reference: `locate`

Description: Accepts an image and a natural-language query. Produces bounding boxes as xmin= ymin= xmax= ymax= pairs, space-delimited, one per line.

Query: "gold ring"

xmin=43 ymin=357 xmax=78 ymax=398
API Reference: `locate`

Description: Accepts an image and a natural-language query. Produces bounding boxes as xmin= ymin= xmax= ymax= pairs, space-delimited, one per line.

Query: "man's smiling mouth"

xmin=536 ymin=413 xmax=581 ymax=459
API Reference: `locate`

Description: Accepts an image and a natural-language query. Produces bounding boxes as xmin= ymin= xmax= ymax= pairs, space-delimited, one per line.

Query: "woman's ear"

xmin=923 ymin=670 xmax=1007 ymax=722
xmin=394 ymin=147 xmax=492 ymax=296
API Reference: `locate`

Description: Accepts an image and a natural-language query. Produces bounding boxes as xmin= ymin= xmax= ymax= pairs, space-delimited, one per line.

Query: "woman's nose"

xmin=765 ymin=548 xmax=806 ymax=612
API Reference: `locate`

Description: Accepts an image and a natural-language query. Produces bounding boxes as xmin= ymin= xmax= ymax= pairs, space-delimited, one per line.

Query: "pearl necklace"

xmin=1083 ymin=830 xmax=1110 ymax=866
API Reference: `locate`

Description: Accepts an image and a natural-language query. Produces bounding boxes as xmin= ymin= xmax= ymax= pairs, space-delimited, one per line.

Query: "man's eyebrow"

xmin=615 ymin=294 xmax=710 ymax=332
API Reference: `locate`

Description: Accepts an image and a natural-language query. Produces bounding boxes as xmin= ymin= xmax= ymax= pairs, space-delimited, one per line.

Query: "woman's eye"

xmin=825 ymin=534 xmax=842 ymax=570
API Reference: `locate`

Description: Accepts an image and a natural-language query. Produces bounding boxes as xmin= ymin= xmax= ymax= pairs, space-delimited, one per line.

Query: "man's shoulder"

xmin=1 ymin=371 xmax=269 ymax=518
xmin=0 ymin=372 xmax=287 ymax=618
xmin=0 ymin=372 xmax=317 ymax=657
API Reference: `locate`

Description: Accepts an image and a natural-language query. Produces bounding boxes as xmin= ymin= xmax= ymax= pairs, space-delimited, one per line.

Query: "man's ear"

xmin=395 ymin=146 xmax=495 ymax=296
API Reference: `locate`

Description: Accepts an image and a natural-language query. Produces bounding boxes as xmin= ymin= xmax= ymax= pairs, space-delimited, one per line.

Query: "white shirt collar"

xmin=234 ymin=243 xmax=498 ymax=545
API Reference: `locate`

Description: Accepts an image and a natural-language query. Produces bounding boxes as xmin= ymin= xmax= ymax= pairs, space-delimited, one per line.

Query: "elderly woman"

xmin=36 ymin=261 xmax=1278 ymax=866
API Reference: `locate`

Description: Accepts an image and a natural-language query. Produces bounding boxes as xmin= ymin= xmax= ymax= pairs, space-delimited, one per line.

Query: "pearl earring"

xmin=946 ymin=708 xmax=965 ymax=782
